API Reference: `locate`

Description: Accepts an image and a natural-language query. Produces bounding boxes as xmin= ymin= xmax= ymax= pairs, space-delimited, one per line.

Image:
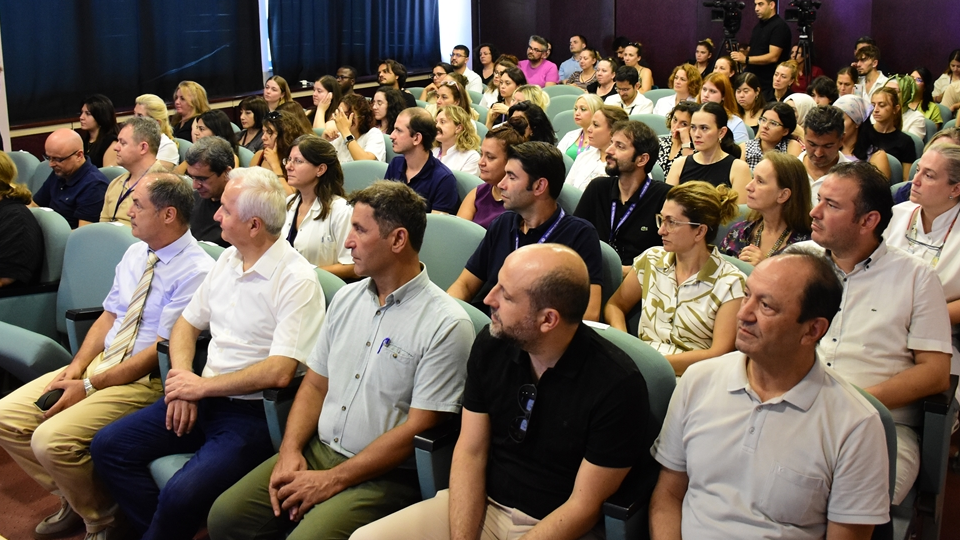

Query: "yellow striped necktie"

xmin=94 ymin=251 xmax=159 ymax=375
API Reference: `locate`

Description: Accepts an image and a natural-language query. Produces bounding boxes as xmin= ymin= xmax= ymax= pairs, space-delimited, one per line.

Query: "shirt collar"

xmin=727 ymin=352 xmax=824 ymax=411
xmin=153 ymin=230 xmax=197 ymax=265
xmin=227 ymin=236 xmax=288 ymax=279
xmin=513 ymin=204 xmax=563 ymax=237
xmin=398 ymin=153 xmax=437 ymax=183
xmin=508 ymin=323 xmax=590 ymax=380
xmin=364 ymin=263 xmax=431 ymax=307
xmin=60 ymin=158 xmax=92 ymax=187
xmin=825 ymin=241 xmax=887 ymax=277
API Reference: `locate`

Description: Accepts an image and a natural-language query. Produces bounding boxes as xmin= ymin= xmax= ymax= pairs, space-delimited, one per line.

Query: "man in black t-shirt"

xmin=184 ymin=136 xmax=232 ymax=247
xmin=730 ymin=0 xmax=791 ymax=100
xmin=351 ymin=243 xmax=650 ymax=540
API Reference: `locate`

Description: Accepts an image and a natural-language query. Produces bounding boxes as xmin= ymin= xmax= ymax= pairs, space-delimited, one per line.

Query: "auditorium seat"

xmin=543 ymin=85 xmax=586 ymax=98
xmin=629 ymin=114 xmax=670 ymax=137
xmin=545 ymin=95 xmax=578 ymax=122
xmin=472 ymin=103 xmax=488 ymax=124
xmin=342 ymin=160 xmax=389 ymax=194
xmin=237 ymin=146 xmax=254 ymax=167
xmin=888 ymin=154 xmax=904 ymax=184
xmin=552 ymin=110 xmax=578 ymax=140
xmin=642 ymin=89 xmax=675 ymax=104
xmin=599 ymin=241 xmax=624 ymax=305
xmin=27 ymin=160 xmax=51 ymax=195
xmin=557 ymin=182 xmax=582 ymax=214
xmin=419 ymin=213 xmax=485 ymax=291
xmin=7 ymin=150 xmax=40 ymax=186
xmin=452 ymin=170 xmax=482 ymax=205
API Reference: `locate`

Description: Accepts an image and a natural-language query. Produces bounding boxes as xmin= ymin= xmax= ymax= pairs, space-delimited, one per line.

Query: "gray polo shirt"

xmin=308 ymin=267 xmax=474 ymax=459
xmin=653 ymin=352 xmax=890 ymax=538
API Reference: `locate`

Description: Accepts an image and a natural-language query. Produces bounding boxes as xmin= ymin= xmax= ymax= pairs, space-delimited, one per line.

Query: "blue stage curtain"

xmin=268 ymin=0 xmax=440 ymax=84
xmin=0 ymin=1 xmax=263 ymax=125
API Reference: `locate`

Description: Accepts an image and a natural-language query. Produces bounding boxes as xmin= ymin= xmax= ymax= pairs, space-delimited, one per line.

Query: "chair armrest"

xmin=65 ymin=307 xmax=104 ymax=321
xmin=414 ymin=416 xmax=461 ymax=500
xmin=264 ymin=375 xmax=304 ymax=402
xmin=157 ymin=334 xmax=210 ymax=384
xmin=414 ymin=416 xmax=461 ymax=452
xmin=65 ymin=307 xmax=104 ymax=355
xmin=917 ymin=375 xmax=959 ymax=494
xmin=602 ymin=485 xmax=642 ymax=522
xmin=601 ymin=464 xmax=657 ymax=540
xmin=922 ymin=375 xmax=958 ymax=416
xmin=264 ymin=374 xmax=305 ymax=452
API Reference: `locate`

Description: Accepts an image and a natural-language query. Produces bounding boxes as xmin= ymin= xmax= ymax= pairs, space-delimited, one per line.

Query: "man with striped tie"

xmin=0 ymin=173 xmax=214 ymax=540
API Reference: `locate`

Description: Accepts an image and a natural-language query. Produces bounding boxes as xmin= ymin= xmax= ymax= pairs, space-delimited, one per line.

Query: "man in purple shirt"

xmin=518 ymin=35 xmax=559 ymax=88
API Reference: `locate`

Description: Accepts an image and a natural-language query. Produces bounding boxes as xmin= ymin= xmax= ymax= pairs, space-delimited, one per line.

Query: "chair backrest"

xmin=416 ymin=99 xmax=428 ymax=109
xmin=57 ymin=223 xmax=139 ymax=334
xmin=552 ymin=110 xmax=579 ymax=141
xmin=237 ymin=146 xmax=254 ymax=167
xmin=314 ymin=268 xmax=347 ymax=309
xmin=545 ymin=95 xmax=580 ymax=122
xmin=907 ymin=132 xmax=924 ymax=159
xmin=468 ymin=90 xmax=483 ymax=106
xmin=544 ymin=85 xmax=586 ymax=98
xmin=715 ymin=204 xmax=749 ymax=245
xmin=630 ymin=114 xmax=670 ymax=137
xmin=98 ymin=166 xmax=126 ymax=182
xmin=855 ymin=387 xmax=898 ymax=501
xmin=28 ymin=161 xmax=52 ymax=195
xmin=29 ymin=208 xmax=71 ymax=284
xmin=643 ymin=89 xmax=676 ymax=104
xmin=420 ymin=213 xmax=486 ymax=291
xmin=231 ymin=122 xmax=241 ymax=134
xmin=937 ymin=103 xmax=952 ymax=123
xmin=312 ymin=127 xmax=325 ymax=138
xmin=406 ymin=86 xmax=425 ymax=98
xmin=472 ymin=104 xmax=488 ymax=124
xmin=890 ymin=180 xmax=909 ymax=197
xmin=923 ymin=118 xmax=937 ymax=145
xmin=599 ymin=241 xmax=624 ymax=305
xmin=7 ymin=150 xmax=40 ymax=185
xmin=745 ymin=123 xmax=756 ymax=140
xmin=887 ymin=154 xmax=903 ymax=184
xmin=454 ymin=298 xmax=490 ymax=336
xmin=174 ymin=138 xmax=193 ymax=165
xmin=909 ymin=161 xmax=919 ymax=182
xmin=383 ymin=133 xmax=398 ymax=162
xmin=557 ymin=183 xmax=582 ymax=214
xmin=197 ymin=241 xmax=225 ymax=260
xmin=944 ymin=118 xmax=957 ymax=130
xmin=453 ymin=170 xmax=483 ymax=203
xmin=720 ymin=253 xmax=753 ymax=276
xmin=341 ymin=160 xmax=389 ymax=194
xmin=651 ymin=164 xmax=665 ymax=183
xmin=474 ymin=120 xmax=488 ymax=139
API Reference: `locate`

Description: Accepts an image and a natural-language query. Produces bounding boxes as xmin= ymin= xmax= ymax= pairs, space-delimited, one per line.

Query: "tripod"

xmin=795 ymin=24 xmax=814 ymax=83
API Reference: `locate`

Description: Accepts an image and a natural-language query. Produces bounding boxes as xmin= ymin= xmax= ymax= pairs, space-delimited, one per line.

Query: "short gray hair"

xmin=925 ymin=143 xmax=960 ymax=186
xmin=185 ymin=136 xmax=234 ymax=175
xmin=146 ymin=172 xmax=194 ymax=226
xmin=121 ymin=117 xmax=161 ymax=156
xmin=227 ymin=167 xmax=287 ymax=236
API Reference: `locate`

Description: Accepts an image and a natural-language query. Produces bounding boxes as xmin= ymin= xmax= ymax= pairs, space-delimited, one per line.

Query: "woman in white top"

xmin=933 ymin=49 xmax=960 ymax=103
xmin=480 ymin=57 xmax=515 ymax=109
xmin=281 ymin=134 xmax=355 ymax=280
xmin=323 ymin=94 xmax=386 ymax=163
xmin=133 ymin=94 xmax=180 ymax=169
xmin=566 ymin=105 xmax=628 ymax=191
xmin=604 ymin=181 xmax=746 ymax=375
xmin=556 ymin=94 xmax=605 ymax=162
xmin=433 ymin=105 xmax=481 ymax=176
xmin=653 ymin=64 xmax=702 ymax=117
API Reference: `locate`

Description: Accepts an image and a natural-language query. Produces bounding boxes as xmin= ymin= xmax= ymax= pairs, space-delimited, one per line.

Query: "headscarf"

xmin=834 ymin=95 xmax=873 ymax=126
xmin=784 ymin=93 xmax=816 ymax=125
xmin=893 ymin=74 xmax=917 ymax=108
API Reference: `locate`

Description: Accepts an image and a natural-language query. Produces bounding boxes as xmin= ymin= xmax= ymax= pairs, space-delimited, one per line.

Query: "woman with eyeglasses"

xmin=563 ymin=49 xmax=597 ymax=91
xmin=171 ymin=81 xmax=211 ymax=142
xmin=604 ymin=181 xmax=746 ymax=376
xmin=908 ymin=68 xmax=944 ymax=129
xmin=566 ymin=105 xmax=627 ymax=190
xmin=667 ymin=102 xmax=751 ymax=203
xmin=323 ymin=94 xmax=386 ymax=163
xmin=621 ymin=42 xmax=654 ymax=93
xmin=263 ymin=75 xmax=292 ymax=112
xmin=739 ymin=102 xmax=802 ymax=172
xmin=434 ymin=105 xmax=481 ymax=176
xmin=78 ymin=94 xmax=119 ymax=168
xmin=588 ymin=58 xmax=619 ymax=101
xmin=557 ymin=94 xmax=605 ymax=161
xmin=133 ymin=94 xmax=181 ymax=169
xmin=280 ymin=134 xmax=355 ymax=280
xmin=476 ymin=43 xmax=500 ymax=86
xmin=238 ymin=96 xmax=268 ymax=153
xmin=720 ymin=152 xmax=811 ymax=265
xmin=251 ymin=111 xmax=308 ymax=190
xmin=457 ymin=124 xmax=526 ymax=228
xmin=419 ymin=62 xmax=455 ymax=103
xmin=308 ymin=75 xmax=342 ymax=130
xmin=833 ymin=94 xmax=893 ymax=180
xmin=486 ymin=66 xmax=527 ymax=130
xmin=653 ymin=64 xmax=701 ymax=117
xmin=0 ymin=153 xmax=42 ymax=288
xmin=372 ymin=86 xmax=406 ymax=134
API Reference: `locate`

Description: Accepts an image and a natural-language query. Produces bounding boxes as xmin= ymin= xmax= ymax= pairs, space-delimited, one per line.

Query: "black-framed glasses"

xmin=508 ymin=384 xmax=537 ymax=443
xmin=335 ymin=74 xmax=353 ymax=81
xmin=450 ymin=52 xmax=466 ymax=59
xmin=758 ymin=116 xmax=783 ymax=129
xmin=656 ymin=214 xmax=702 ymax=230
xmin=527 ymin=45 xmax=544 ymax=53
xmin=43 ymin=150 xmax=80 ymax=164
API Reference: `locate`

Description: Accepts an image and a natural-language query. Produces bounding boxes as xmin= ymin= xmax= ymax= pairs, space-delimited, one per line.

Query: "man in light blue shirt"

xmin=558 ymin=34 xmax=588 ymax=82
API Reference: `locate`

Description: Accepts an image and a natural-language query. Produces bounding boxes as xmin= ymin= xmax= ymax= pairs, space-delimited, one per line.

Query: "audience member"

xmin=450 ymin=44 xmax=483 ymax=93
xmin=430 ymin=79 xmax=478 ymax=120
xmin=653 ymin=64 xmax=701 ymax=117
xmin=807 ymin=75 xmax=839 ymax=105
xmin=78 ymin=94 xmax=119 ymax=168
xmin=712 ymin=56 xmax=739 ymax=80
xmin=184 ymin=136 xmax=234 ymax=247
xmin=657 ymin=101 xmax=700 ymax=178
xmin=34 ymin=128 xmax=109 ymax=228
xmin=730 ymin=0 xmax=791 ymax=98
xmin=800 ymin=105 xmax=850 ymax=202
xmin=836 ymin=66 xmax=857 ymax=97
xmin=909 ymin=67 xmax=944 ymax=128
xmin=519 ymin=35 xmax=559 ymax=87
xmin=567 ymin=105 xmax=628 ymax=190
xmin=263 ymin=75 xmax=292 ymax=112
xmin=487 ymin=65 xmax=526 ymax=128
xmin=513 ymin=84 xmax=550 ymax=112
xmin=894 ymin=128 xmax=960 ymax=203
xmin=564 ymin=48 xmax=598 ymax=90
xmin=790 ymin=161 xmax=952 ymax=505
xmin=649 ymin=251 xmax=889 ymax=539
xmin=419 ymin=62 xmax=455 ymax=104
xmin=575 ymin=120 xmax=672 ymax=267
xmin=253 ymin=110 xmax=309 ymax=183
xmin=557 ymin=94 xmax=605 ymax=161
xmin=280 ymin=134 xmax=354 ymax=279
xmin=887 ymin=75 xmax=928 ymax=140
xmin=237 ymin=96 xmax=268 ymax=153
xmin=309 ymin=75 xmax=343 ymax=129
xmin=448 ymin=141 xmax=603 ymax=320
xmin=0 ymin=173 xmax=212 ymax=540
xmin=480 ymin=56 xmax=518 ymax=108
xmin=0 ymin=153 xmax=42 ymax=287
xmin=385 ymin=108 xmax=458 ymax=214
xmin=277 ymin=101 xmax=313 ymax=134
xmin=867 ymin=87 xmax=917 ymax=180
xmin=133 ymin=94 xmax=180 ymax=168
xmin=100 ymin=118 xmax=167 ymax=226
xmin=507 ymin=101 xmax=556 ymax=145
xmin=476 ymin=43 xmax=500 ymax=86
xmin=771 ymin=60 xmax=799 ymax=102
xmin=789 ymin=44 xmax=824 ymax=93
xmin=854 ymin=45 xmax=889 ymax=100
xmin=605 ymin=181 xmax=746 ymax=375
xmin=326 ymin=94 xmax=386 ymax=163
xmin=933 ymin=49 xmax=960 ymax=103
xmin=353 ymin=243 xmax=649 ymax=540
xmin=694 ymin=38 xmax=714 ymax=79
xmin=699 ymin=72 xmax=750 ymax=143
xmin=588 ymin=57 xmax=619 ymax=101
xmin=733 ymin=72 xmax=766 ymax=132
xmin=604 ymin=66 xmax=653 ymax=115
xmin=621 ymin=42 xmax=654 ymax=93
xmin=611 ymin=36 xmax=630 ymax=60
xmin=372 ymin=86 xmax=405 ymax=134
xmin=559 ymin=34 xmax=588 ymax=82
xmin=666 ymin=102 xmax=751 ymax=201
xmin=171 ymin=81 xmax=211 ymax=141
xmin=833 ymin=95 xmax=893 ymax=180
xmin=91 ymin=167 xmax=326 ymax=540
xmin=740 ymin=102 xmax=802 ymax=172
xmin=720 ymin=152 xmax=811 ymax=263
xmin=457 ymin=124 xmax=526 ymax=228
xmin=378 ymin=59 xmax=418 ymax=108
xmin=434 ymin=105 xmax=481 ymax=176
xmin=336 ymin=66 xmax=358 ymax=96
xmin=784 ymin=92 xmax=816 ymax=137
xmin=175 ymin=110 xmax=239 ymax=176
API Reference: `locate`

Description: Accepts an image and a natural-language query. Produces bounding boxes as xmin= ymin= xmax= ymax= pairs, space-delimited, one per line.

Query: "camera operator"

xmin=730 ymin=0 xmax=791 ymax=100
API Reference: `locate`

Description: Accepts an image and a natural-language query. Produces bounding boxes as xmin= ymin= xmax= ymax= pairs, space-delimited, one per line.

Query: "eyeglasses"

xmin=508 ymin=384 xmax=537 ymax=443
xmin=440 ymin=80 xmax=459 ymax=88
xmin=449 ymin=52 xmax=466 ymax=59
xmin=656 ymin=214 xmax=702 ymax=230
xmin=335 ymin=74 xmax=353 ymax=81
xmin=282 ymin=157 xmax=308 ymax=167
xmin=758 ymin=116 xmax=783 ymax=129
xmin=527 ymin=45 xmax=544 ymax=53
xmin=43 ymin=150 xmax=80 ymax=164
xmin=432 ymin=72 xmax=445 ymax=79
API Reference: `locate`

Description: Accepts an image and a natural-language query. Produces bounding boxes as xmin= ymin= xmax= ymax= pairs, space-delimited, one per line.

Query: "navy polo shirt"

xmin=462 ymin=324 xmax=648 ymax=519
xmin=464 ymin=206 xmax=603 ymax=308
xmin=385 ymin=154 xmax=458 ymax=214
xmin=32 ymin=159 xmax=109 ymax=229
xmin=574 ymin=176 xmax=671 ymax=266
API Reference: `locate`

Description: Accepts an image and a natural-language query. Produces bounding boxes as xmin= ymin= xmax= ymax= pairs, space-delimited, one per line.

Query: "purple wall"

xmin=475 ymin=0 xmax=960 ymax=88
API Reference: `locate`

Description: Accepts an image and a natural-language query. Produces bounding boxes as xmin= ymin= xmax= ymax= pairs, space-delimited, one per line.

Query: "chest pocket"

xmin=760 ymin=462 xmax=828 ymax=527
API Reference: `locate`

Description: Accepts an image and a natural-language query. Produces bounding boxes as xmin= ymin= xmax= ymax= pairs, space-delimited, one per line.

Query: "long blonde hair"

xmin=0 ymin=153 xmax=31 ymax=204
xmin=135 ymin=94 xmax=174 ymax=139
xmin=438 ymin=105 xmax=481 ymax=152
xmin=514 ymin=84 xmax=550 ymax=111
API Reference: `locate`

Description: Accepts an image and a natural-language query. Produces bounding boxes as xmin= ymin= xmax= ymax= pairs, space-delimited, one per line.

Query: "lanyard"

xmin=112 ymin=168 xmax=150 ymax=221
xmin=609 ymin=177 xmax=652 ymax=243
xmin=575 ymin=130 xmax=589 ymax=155
xmin=286 ymin=196 xmax=304 ymax=246
xmin=515 ymin=209 xmax=565 ymax=250
xmin=905 ymin=204 xmax=960 ymax=268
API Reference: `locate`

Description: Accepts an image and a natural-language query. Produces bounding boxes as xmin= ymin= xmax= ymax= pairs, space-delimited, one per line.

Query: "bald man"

xmin=33 ymin=128 xmax=109 ymax=228
xmin=353 ymin=244 xmax=650 ymax=540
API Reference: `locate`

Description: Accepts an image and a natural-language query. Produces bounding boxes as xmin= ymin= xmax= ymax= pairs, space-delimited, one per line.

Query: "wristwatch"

xmin=344 ymin=134 xmax=356 ymax=144
xmin=83 ymin=378 xmax=96 ymax=396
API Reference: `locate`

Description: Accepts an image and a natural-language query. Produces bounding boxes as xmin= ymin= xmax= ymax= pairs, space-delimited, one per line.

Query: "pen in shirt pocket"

xmin=378 ymin=338 xmax=391 ymax=353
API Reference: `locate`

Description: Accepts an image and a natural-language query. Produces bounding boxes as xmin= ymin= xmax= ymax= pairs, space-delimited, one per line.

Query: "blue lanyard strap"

xmin=515 ymin=208 xmax=565 ymax=250
xmin=609 ymin=177 xmax=652 ymax=243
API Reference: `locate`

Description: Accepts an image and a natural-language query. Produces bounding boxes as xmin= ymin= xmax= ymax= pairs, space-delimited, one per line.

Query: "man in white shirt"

xmin=799 ymin=105 xmax=851 ymax=204
xmin=91 ymin=167 xmax=326 ymax=540
xmin=604 ymin=66 xmax=653 ymax=115
xmin=854 ymin=45 xmax=889 ymax=100
xmin=558 ymin=34 xmax=588 ymax=82
xmin=450 ymin=44 xmax=483 ymax=94
xmin=790 ymin=161 xmax=952 ymax=505
xmin=650 ymin=251 xmax=890 ymax=540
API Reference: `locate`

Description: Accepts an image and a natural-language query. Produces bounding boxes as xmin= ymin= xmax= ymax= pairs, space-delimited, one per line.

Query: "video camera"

xmin=785 ymin=0 xmax=822 ymax=31
xmin=703 ymin=0 xmax=746 ymax=36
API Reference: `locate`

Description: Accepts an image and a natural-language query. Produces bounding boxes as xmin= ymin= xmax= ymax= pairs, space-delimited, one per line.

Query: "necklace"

xmin=752 ymin=220 xmax=791 ymax=256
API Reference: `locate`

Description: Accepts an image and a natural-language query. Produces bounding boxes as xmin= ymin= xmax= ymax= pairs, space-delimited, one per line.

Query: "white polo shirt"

xmin=653 ymin=352 xmax=890 ymax=539
xmin=803 ymin=151 xmax=852 ymax=205
xmin=432 ymin=146 xmax=480 ymax=176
